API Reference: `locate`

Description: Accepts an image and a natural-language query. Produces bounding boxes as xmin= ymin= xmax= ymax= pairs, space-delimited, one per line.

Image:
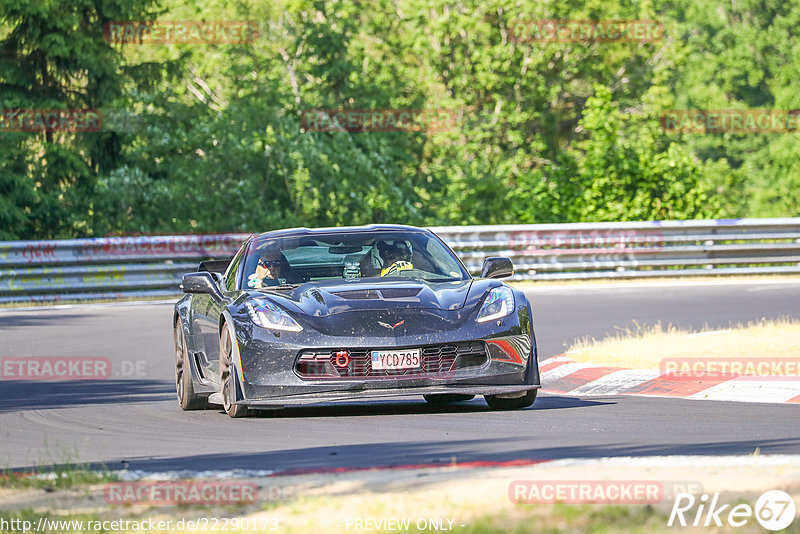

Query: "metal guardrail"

xmin=1 ymin=219 xmax=799 ymax=303
xmin=0 ymin=235 xmax=248 ymax=304
xmin=437 ymin=218 xmax=800 ymax=280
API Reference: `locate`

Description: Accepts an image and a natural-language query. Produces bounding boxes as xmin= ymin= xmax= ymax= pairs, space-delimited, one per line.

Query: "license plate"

xmin=371 ymin=349 xmax=421 ymax=370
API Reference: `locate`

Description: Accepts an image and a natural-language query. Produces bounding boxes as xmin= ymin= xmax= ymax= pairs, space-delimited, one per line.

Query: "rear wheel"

xmin=484 ymin=389 xmax=537 ymax=410
xmin=220 ymin=323 xmax=249 ymax=418
xmin=423 ymin=394 xmax=475 ymax=404
xmin=174 ymin=321 xmax=206 ymax=410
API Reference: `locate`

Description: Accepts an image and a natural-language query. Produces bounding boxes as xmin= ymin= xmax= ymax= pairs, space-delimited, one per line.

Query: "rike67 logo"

xmin=669 ymin=490 xmax=796 ymax=531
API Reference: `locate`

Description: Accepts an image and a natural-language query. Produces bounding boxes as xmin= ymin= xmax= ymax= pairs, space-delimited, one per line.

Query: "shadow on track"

xmin=202 ymin=395 xmax=614 ymax=419
xmin=0 ymin=379 xmax=174 ymax=413
xmin=0 ymin=312 xmax=94 ymax=329
xmin=35 ymin=436 xmax=800 ymax=476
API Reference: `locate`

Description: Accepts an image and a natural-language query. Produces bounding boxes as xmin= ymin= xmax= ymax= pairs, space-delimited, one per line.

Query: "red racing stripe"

xmin=544 ymin=366 xmax=625 ymax=393
xmin=539 ymin=357 xmax=571 ymax=374
xmin=623 ymin=375 xmax=733 ymax=397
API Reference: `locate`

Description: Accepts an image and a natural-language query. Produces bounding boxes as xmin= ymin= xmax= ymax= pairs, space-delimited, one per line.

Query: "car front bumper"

xmin=229 ymin=312 xmax=540 ymax=407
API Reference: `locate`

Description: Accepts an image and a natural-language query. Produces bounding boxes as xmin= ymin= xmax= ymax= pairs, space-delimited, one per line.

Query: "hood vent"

xmin=378 ymin=288 xmax=422 ymax=298
xmin=332 ymin=288 xmax=422 ymax=300
xmin=332 ymin=289 xmax=382 ymax=300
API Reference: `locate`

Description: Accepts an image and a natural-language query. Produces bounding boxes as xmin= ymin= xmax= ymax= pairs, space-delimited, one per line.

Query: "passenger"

xmin=377 ymin=241 xmax=414 ymax=277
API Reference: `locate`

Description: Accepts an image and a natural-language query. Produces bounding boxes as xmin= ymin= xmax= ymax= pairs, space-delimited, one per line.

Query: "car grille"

xmin=295 ymin=341 xmax=488 ymax=379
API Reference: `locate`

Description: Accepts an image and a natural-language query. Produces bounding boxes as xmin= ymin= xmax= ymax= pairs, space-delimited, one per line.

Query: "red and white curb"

xmin=540 ymin=356 xmax=800 ymax=404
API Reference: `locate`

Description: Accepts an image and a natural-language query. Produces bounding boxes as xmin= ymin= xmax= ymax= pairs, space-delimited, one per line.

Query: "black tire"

xmin=174 ymin=321 xmax=207 ymax=410
xmin=484 ymin=389 xmax=537 ymax=410
xmin=423 ymin=394 xmax=475 ymax=404
xmin=220 ymin=323 xmax=249 ymax=418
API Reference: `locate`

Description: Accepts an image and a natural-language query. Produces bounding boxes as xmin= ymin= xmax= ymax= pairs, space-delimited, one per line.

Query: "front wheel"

xmin=219 ymin=323 xmax=249 ymax=418
xmin=484 ymin=389 xmax=537 ymax=410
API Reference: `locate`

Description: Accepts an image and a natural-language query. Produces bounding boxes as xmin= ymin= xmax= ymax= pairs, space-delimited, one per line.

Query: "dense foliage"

xmin=1 ymin=0 xmax=798 ymax=239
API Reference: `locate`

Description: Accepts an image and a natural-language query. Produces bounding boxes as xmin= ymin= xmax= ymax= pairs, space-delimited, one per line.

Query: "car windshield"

xmin=242 ymin=230 xmax=469 ymax=289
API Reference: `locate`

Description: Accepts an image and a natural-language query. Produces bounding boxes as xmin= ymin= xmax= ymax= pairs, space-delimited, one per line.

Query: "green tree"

xmin=0 ymin=0 xmax=161 ymax=238
xmin=545 ymin=84 xmax=720 ymax=221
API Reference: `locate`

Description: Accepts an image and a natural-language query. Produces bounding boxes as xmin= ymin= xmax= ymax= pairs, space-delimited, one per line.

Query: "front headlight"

xmin=246 ymin=299 xmax=303 ymax=332
xmin=476 ymin=286 xmax=514 ymax=323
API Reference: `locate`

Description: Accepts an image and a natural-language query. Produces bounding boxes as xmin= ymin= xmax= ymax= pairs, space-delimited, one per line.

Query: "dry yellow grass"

xmin=6 ymin=458 xmax=800 ymax=534
xmin=565 ymin=318 xmax=800 ymax=372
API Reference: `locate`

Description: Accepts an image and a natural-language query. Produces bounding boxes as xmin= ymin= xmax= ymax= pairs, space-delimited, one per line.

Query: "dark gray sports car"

xmin=173 ymin=224 xmax=540 ymax=417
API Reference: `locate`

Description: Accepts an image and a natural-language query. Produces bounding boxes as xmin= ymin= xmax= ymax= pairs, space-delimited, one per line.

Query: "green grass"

xmin=0 ymin=463 xmax=117 ymax=491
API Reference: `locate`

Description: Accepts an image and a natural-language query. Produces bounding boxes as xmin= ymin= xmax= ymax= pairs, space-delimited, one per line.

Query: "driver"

xmin=248 ymin=250 xmax=289 ymax=288
xmin=377 ymin=240 xmax=414 ymax=277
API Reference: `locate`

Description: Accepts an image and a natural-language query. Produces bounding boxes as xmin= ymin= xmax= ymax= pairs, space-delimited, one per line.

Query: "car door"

xmin=191 ymin=284 xmax=218 ymax=383
xmin=200 ymin=245 xmax=246 ymax=384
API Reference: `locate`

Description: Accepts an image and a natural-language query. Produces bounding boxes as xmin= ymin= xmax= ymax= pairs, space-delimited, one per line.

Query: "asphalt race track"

xmin=1 ymin=280 xmax=799 ymax=474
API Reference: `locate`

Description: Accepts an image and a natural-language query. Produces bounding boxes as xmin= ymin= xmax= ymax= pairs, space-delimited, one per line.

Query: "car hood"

xmin=241 ymin=278 xmax=508 ymax=337
xmin=253 ymin=278 xmax=473 ymax=317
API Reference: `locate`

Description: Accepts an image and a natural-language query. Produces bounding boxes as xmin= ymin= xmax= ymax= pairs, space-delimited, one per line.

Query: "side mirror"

xmin=181 ymin=272 xmax=224 ymax=301
xmin=481 ymin=257 xmax=514 ymax=279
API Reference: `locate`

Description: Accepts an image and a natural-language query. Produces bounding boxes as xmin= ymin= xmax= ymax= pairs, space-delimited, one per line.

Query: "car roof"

xmin=251 ymin=224 xmax=430 ymax=241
